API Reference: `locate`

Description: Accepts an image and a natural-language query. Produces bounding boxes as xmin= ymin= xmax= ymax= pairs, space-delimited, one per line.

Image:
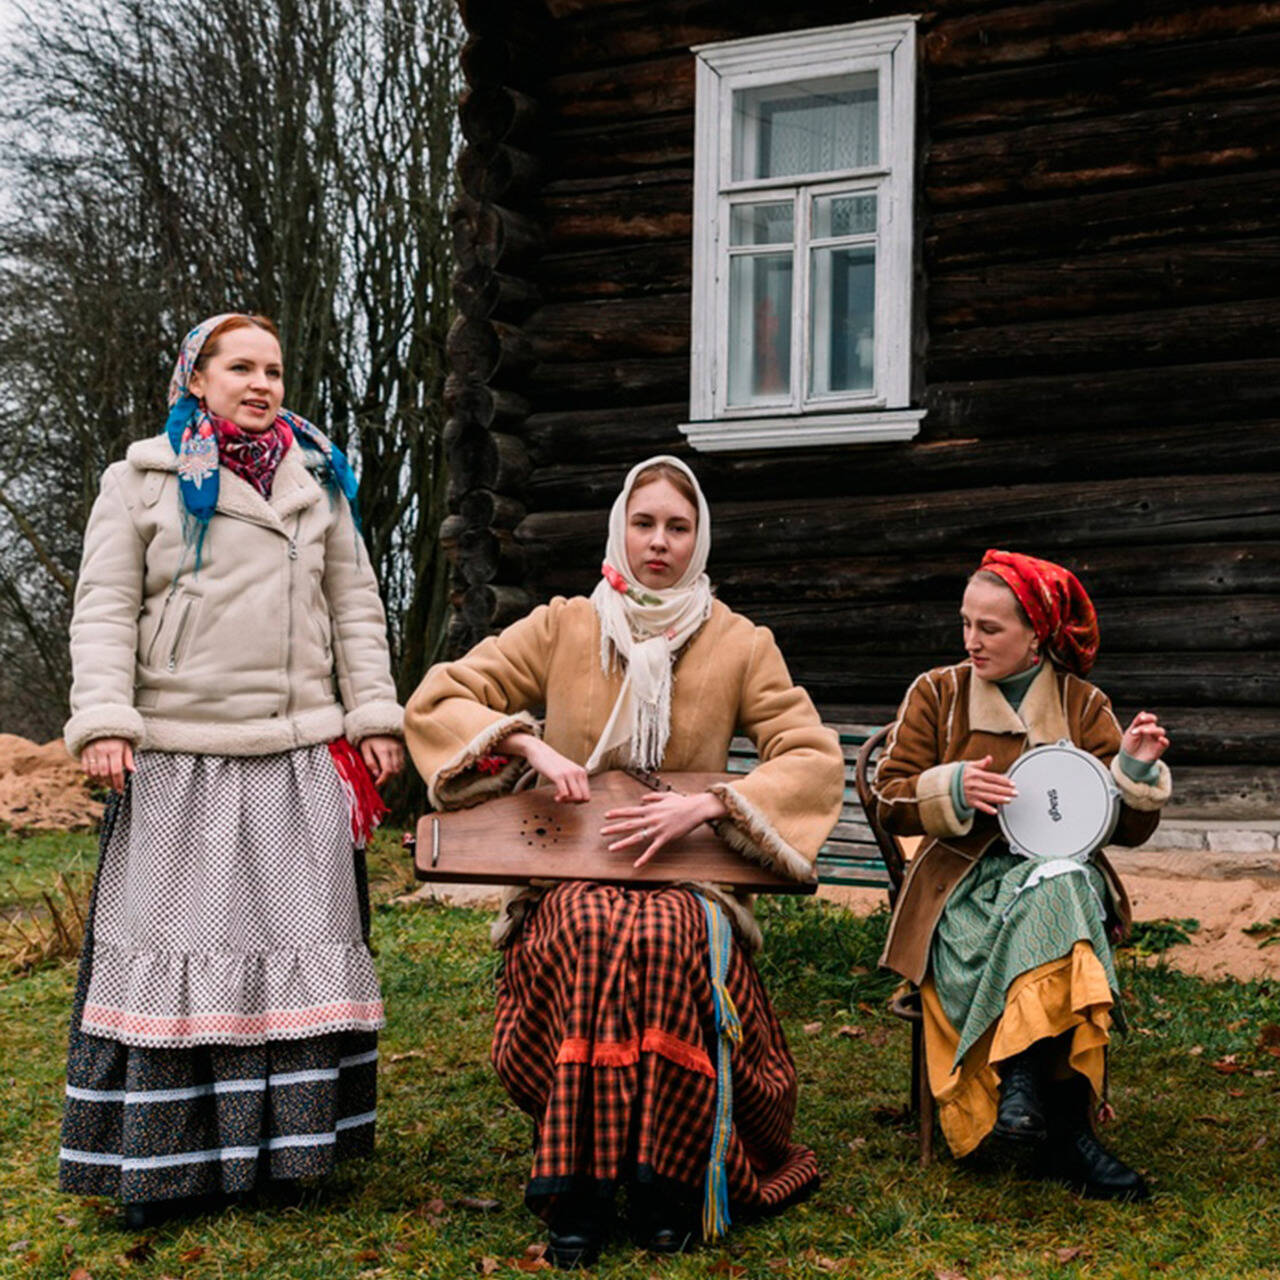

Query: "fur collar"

xmin=126 ymin=435 xmax=323 ymax=531
xmin=967 ymin=661 xmax=1069 ymax=745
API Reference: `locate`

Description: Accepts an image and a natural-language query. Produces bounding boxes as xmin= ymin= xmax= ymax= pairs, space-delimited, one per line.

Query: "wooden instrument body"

xmin=413 ymin=770 xmax=816 ymax=894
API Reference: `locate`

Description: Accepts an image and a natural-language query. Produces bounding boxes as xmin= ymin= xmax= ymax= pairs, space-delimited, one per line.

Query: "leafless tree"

xmin=0 ymin=0 xmax=458 ymax=755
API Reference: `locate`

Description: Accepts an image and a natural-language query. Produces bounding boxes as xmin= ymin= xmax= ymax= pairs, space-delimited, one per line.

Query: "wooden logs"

xmin=454 ymin=264 xmax=542 ymax=323
xmin=460 ymin=85 xmax=540 ymax=148
xmin=458 ymin=142 xmax=541 ymax=204
xmin=525 ymin=295 xmax=690 ymax=360
xmin=452 ymin=196 xmax=544 ymax=273
xmin=444 ymin=376 xmax=532 ymax=430
xmin=445 ymin=7 xmax=549 ymax=652
xmin=447 ymin=315 xmax=536 ymax=385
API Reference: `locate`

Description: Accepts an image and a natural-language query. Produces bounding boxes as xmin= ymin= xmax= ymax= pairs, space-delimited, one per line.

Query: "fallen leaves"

xmin=803 ymin=1021 xmax=823 ymax=1035
xmin=455 ymin=1195 xmax=502 ymax=1212
xmin=178 ymin=1245 xmax=208 ymax=1264
xmin=835 ymin=1024 xmax=865 ymax=1039
xmin=1212 ymin=1055 xmax=1246 ymax=1075
xmin=707 ymin=1262 xmax=747 ymax=1277
xmin=69 ymin=1270 xmax=94 ymax=1280
xmin=1055 ymin=1245 xmax=1085 ymax=1262
xmin=121 ymin=1237 xmax=155 ymax=1263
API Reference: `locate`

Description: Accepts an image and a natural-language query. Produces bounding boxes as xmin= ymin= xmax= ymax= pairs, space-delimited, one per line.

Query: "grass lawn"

xmin=2 ymin=829 xmax=1279 ymax=1279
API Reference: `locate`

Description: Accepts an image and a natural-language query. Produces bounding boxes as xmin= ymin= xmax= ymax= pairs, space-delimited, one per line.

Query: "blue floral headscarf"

xmin=163 ymin=313 xmax=361 ymax=569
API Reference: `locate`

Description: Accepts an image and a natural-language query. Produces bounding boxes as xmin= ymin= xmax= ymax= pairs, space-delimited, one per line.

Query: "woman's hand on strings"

xmin=360 ymin=736 xmax=404 ymax=787
xmin=601 ymin=790 xmax=730 ymax=868
xmin=961 ymin=755 xmax=1018 ymax=815
xmin=501 ymin=733 xmax=590 ymax=803
xmin=1121 ymin=711 xmax=1170 ymax=763
xmin=81 ymin=737 xmax=135 ymax=792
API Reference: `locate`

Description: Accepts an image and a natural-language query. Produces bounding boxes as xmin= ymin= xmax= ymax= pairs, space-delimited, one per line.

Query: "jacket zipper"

xmin=166 ymin=600 xmax=194 ymax=672
xmin=146 ymin=582 xmax=182 ymax=666
xmin=283 ymin=515 xmax=301 ymax=722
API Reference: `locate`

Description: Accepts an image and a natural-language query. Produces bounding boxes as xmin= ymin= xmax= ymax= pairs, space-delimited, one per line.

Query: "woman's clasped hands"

xmin=602 ymin=789 xmax=728 ymax=868
xmin=498 ymin=731 xmax=729 ymax=867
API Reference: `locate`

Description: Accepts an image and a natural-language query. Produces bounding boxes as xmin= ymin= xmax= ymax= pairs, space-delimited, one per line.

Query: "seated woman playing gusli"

xmin=404 ymin=456 xmax=844 ymax=1266
xmin=873 ymin=550 xmax=1170 ymax=1199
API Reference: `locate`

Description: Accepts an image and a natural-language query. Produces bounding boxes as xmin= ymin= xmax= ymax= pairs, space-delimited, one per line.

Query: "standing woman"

xmin=60 ymin=314 xmax=404 ymax=1225
xmin=873 ymin=550 xmax=1170 ymax=1199
xmin=405 ymin=457 xmax=844 ymax=1267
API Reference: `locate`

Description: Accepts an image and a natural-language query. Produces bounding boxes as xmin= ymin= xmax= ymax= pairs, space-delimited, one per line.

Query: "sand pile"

xmin=0 ymin=735 xmax=101 ymax=831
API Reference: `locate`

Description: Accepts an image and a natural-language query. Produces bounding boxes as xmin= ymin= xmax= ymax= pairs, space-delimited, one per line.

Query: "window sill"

xmin=678 ymin=407 xmax=925 ymax=453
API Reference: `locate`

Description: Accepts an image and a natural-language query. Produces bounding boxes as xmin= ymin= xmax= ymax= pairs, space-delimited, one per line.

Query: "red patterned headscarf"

xmin=978 ymin=549 xmax=1100 ymax=676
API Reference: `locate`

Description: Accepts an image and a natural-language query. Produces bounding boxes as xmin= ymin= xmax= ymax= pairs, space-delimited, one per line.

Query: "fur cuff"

xmin=429 ymin=711 xmax=539 ymax=811
xmin=64 ymin=704 xmax=146 ymax=760
xmin=344 ymin=700 xmax=406 ymax=744
xmin=707 ymin=782 xmax=817 ymax=885
xmin=1110 ymin=755 xmax=1171 ymax=812
xmin=917 ymin=762 xmax=975 ymax=838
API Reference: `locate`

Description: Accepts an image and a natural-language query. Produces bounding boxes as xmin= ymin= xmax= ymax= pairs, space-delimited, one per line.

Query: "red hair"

xmin=194 ymin=314 xmax=279 ymax=371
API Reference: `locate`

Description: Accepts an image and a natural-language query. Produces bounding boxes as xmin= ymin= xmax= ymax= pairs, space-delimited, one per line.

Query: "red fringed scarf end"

xmin=327 ymin=739 xmax=389 ymax=847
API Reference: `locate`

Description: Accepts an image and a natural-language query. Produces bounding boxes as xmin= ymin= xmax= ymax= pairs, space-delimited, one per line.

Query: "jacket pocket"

xmin=145 ymin=589 xmax=203 ymax=673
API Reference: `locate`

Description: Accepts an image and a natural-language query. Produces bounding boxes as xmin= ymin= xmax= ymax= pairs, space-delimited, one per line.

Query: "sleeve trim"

xmin=428 ymin=710 xmax=539 ymax=810
xmin=1110 ymin=754 xmax=1171 ymax=812
xmin=917 ymin=761 xmax=975 ymax=838
xmin=707 ymin=781 xmax=817 ymax=885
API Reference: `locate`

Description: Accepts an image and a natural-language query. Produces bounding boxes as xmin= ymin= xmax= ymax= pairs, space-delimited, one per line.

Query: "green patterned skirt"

xmin=931 ymin=848 xmax=1119 ymax=1067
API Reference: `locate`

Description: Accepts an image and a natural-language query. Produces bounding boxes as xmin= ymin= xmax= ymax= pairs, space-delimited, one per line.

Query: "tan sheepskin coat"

xmin=872 ymin=660 xmax=1171 ymax=984
xmin=404 ymin=596 xmax=845 ymax=949
xmin=65 ymin=435 xmax=403 ymax=759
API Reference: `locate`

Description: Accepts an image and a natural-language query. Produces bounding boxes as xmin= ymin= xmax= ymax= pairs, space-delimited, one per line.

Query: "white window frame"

xmin=681 ymin=17 xmax=924 ymax=453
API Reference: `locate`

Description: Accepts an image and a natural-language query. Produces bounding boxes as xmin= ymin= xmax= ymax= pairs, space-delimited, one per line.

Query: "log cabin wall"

xmin=447 ymin=0 xmax=1280 ymax=820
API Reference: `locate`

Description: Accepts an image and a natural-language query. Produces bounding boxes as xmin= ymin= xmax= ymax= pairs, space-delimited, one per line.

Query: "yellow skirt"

xmin=920 ymin=941 xmax=1113 ymax=1158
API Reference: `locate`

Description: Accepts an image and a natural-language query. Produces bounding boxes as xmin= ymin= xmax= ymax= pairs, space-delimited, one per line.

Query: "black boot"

xmin=628 ymin=1180 xmax=698 ymax=1255
xmin=547 ymin=1190 xmax=611 ymax=1269
xmin=992 ymin=1047 xmax=1047 ymax=1144
xmin=1041 ymin=1080 xmax=1149 ymax=1202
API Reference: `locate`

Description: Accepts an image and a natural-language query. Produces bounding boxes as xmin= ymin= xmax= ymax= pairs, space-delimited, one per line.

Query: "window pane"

xmin=728 ymin=253 xmax=793 ymax=405
xmin=730 ymin=201 xmax=794 ymax=245
xmin=810 ymin=245 xmax=874 ymax=396
xmin=732 ymin=72 xmax=878 ymax=181
xmin=812 ymin=193 xmax=876 ymax=239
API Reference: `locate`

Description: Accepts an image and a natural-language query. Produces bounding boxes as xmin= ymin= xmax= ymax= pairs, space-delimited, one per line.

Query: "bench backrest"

xmin=726 ymin=725 xmax=905 ymax=901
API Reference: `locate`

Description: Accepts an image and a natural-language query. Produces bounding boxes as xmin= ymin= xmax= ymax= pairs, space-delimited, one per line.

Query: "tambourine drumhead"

xmin=997 ymin=741 xmax=1120 ymax=861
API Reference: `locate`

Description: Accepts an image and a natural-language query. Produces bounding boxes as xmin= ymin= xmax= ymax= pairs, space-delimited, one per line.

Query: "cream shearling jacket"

xmin=404 ymin=596 xmax=845 ymax=950
xmin=64 ymin=435 xmax=403 ymax=759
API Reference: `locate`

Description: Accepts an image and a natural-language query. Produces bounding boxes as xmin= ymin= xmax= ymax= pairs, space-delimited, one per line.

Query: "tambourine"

xmin=997 ymin=740 xmax=1120 ymax=862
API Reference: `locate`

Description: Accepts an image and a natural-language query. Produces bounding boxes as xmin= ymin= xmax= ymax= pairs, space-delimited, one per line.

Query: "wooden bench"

xmin=726 ymin=726 xmax=896 ymax=892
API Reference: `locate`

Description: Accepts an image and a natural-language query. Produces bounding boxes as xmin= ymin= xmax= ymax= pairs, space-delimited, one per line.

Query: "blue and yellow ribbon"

xmin=698 ymin=894 xmax=743 ymax=1242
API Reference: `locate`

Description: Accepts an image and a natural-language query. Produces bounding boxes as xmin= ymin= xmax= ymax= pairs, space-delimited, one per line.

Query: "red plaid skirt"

xmin=493 ymin=881 xmax=818 ymax=1215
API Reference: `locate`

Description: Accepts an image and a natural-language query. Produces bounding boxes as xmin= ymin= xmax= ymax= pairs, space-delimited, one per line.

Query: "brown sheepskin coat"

xmin=872 ymin=660 xmax=1171 ymax=984
xmin=404 ymin=596 xmax=845 ymax=949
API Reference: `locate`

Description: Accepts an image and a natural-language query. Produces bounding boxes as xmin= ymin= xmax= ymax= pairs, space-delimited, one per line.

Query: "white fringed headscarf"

xmin=584 ymin=456 xmax=713 ymax=773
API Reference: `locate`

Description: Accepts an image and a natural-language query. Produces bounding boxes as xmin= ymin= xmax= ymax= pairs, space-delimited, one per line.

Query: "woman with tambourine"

xmin=404 ymin=457 xmax=844 ymax=1266
xmin=872 ymin=550 xmax=1170 ymax=1200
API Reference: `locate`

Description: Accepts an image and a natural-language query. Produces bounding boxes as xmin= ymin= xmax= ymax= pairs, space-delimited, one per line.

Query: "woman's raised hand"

xmin=601 ymin=790 xmax=730 ymax=868
xmin=360 ymin=736 xmax=405 ymax=787
xmin=962 ymin=755 xmax=1018 ymax=815
xmin=501 ymin=732 xmax=590 ymax=803
xmin=81 ymin=738 xmax=135 ymax=792
xmin=1121 ymin=711 xmax=1170 ymax=763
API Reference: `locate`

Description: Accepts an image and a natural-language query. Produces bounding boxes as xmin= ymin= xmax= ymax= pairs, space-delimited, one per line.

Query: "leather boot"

xmin=1041 ymin=1079 xmax=1150 ymax=1202
xmin=628 ymin=1180 xmax=698 ymax=1255
xmin=547 ymin=1190 xmax=611 ymax=1269
xmin=992 ymin=1046 xmax=1047 ymax=1144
